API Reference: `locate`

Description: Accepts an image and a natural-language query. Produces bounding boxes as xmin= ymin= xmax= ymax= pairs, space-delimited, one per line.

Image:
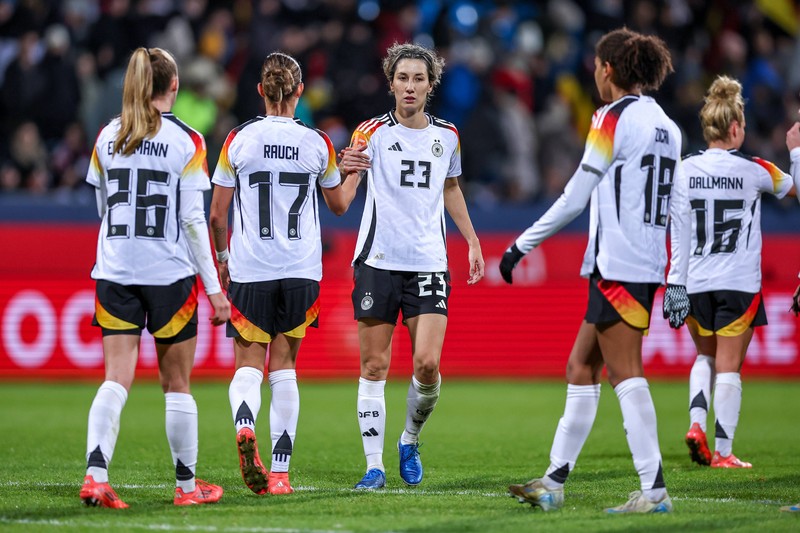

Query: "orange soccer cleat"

xmin=268 ymin=472 xmax=294 ymax=495
xmin=236 ymin=427 xmax=269 ymax=494
xmin=174 ymin=479 xmax=223 ymax=505
xmin=80 ymin=475 xmax=129 ymax=509
xmin=710 ymin=451 xmax=752 ymax=469
xmin=685 ymin=423 xmax=712 ymax=466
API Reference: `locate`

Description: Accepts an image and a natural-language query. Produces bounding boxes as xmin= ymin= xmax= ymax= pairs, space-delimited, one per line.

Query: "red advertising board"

xmin=2 ymin=224 xmax=800 ymax=379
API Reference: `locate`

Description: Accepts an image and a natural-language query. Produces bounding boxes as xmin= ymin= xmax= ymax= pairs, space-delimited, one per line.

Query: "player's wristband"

xmin=216 ymin=249 xmax=230 ymax=263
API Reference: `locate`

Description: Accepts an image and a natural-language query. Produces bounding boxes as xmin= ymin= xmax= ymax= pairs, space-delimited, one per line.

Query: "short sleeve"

xmin=752 ymin=156 xmax=792 ymax=199
xmin=211 ymin=129 xmax=239 ymax=188
xmin=316 ymin=129 xmax=342 ymax=189
xmin=180 ymin=129 xmax=211 ymax=192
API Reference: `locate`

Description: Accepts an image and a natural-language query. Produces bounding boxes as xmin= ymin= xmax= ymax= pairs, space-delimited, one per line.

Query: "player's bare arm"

xmin=443 ymin=177 xmax=484 ymax=284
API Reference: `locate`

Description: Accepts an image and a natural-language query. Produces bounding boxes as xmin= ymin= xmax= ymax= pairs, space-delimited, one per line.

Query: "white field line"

xmin=0 ymin=480 xmax=789 ymax=504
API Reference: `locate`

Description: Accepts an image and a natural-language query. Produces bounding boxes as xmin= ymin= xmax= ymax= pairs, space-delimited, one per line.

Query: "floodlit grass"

xmin=0 ymin=380 xmax=798 ymax=531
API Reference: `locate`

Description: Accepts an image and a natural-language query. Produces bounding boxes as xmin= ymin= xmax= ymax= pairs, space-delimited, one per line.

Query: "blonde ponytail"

xmin=113 ymin=47 xmax=177 ymax=156
xmin=700 ymin=75 xmax=744 ymax=144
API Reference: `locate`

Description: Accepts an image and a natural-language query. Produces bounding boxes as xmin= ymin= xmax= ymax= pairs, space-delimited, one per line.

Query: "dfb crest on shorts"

xmin=361 ymin=293 xmax=374 ymax=310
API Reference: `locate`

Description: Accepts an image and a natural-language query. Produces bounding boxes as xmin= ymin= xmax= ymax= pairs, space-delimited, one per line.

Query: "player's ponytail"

xmin=596 ymin=28 xmax=673 ymax=92
xmin=700 ymin=76 xmax=744 ymax=144
xmin=261 ymin=52 xmax=302 ymax=105
xmin=114 ymin=47 xmax=177 ymax=156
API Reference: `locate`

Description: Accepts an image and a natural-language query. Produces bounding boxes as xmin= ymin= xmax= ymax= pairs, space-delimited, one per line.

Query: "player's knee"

xmin=361 ymin=360 xmax=390 ymax=380
xmin=565 ymin=360 xmax=596 ymax=384
xmin=413 ymin=357 xmax=440 ymax=382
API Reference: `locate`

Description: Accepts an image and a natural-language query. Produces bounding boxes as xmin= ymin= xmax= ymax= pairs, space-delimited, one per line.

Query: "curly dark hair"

xmin=596 ymin=28 xmax=673 ymax=92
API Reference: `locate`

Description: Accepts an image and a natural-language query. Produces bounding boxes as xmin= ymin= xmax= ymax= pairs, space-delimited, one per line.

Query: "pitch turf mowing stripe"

xmin=0 ymin=481 xmax=790 ymax=505
xmin=0 ymin=518 xmax=347 ymax=532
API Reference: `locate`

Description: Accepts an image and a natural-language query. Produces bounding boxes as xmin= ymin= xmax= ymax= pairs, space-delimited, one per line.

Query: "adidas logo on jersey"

xmin=388 ymin=142 xmax=402 ymax=151
xmin=436 ymin=300 xmax=447 ymax=309
xmin=362 ymin=427 xmax=379 ymax=437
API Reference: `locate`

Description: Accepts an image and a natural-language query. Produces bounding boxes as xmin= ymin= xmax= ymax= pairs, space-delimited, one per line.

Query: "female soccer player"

xmin=338 ymin=43 xmax=485 ymax=490
xmin=665 ymin=76 xmax=794 ymax=469
xmin=500 ymin=28 xmax=679 ymax=513
xmin=81 ymin=47 xmax=230 ymax=508
xmin=209 ymin=52 xmax=358 ymax=495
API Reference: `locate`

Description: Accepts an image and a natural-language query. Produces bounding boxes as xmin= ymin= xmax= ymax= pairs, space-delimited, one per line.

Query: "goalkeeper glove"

xmin=499 ymin=243 xmax=525 ymax=284
xmin=662 ymin=284 xmax=689 ymax=329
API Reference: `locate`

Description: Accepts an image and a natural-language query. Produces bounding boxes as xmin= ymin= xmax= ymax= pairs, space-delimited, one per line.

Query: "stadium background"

xmin=2 ymin=0 xmax=800 ymax=380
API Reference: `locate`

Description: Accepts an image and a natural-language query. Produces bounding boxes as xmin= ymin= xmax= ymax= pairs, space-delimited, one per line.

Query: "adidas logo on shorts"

xmin=436 ymin=300 xmax=447 ymax=309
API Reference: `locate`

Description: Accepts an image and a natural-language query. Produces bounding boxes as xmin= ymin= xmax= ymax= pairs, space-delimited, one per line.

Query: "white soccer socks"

xmin=165 ymin=392 xmax=198 ymax=493
xmin=85 ymin=380 xmax=128 ymax=483
xmin=542 ymin=383 xmax=600 ymax=490
xmin=357 ymin=377 xmax=386 ymax=472
xmin=615 ymin=377 xmax=666 ymax=502
xmin=268 ymin=369 xmax=299 ymax=473
xmin=713 ymin=372 xmax=742 ymax=457
xmin=689 ymin=354 xmax=715 ymax=431
xmin=229 ymin=366 xmax=264 ymax=433
xmin=400 ymin=374 xmax=441 ymax=445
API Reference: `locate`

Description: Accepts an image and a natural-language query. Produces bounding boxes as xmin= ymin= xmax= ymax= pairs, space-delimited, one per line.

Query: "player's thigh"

xmin=156 ymin=336 xmax=197 ymax=393
xmin=565 ymin=320 xmax=604 ymax=385
xmin=714 ymin=328 xmax=754 ymax=373
xmin=596 ymin=320 xmax=645 ymax=387
xmin=234 ymin=337 xmax=269 ymax=372
xmin=405 ymin=313 xmax=447 ymax=380
xmin=101 ymin=334 xmax=141 ymax=390
xmin=267 ymin=333 xmax=303 ymax=372
xmin=358 ymin=318 xmax=395 ymax=379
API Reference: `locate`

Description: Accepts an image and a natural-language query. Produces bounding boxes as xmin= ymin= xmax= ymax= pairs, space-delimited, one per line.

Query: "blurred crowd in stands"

xmin=1 ymin=0 xmax=800 ymax=211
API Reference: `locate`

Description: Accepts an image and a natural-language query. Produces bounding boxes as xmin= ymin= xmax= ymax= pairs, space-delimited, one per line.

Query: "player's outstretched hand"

xmin=791 ymin=283 xmax=800 ymax=316
xmin=208 ymin=292 xmax=231 ymax=326
xmin=662 ymin=284 xmax=689 ymax=329
xmin=499 ymin=243 xmax=524 ymax=284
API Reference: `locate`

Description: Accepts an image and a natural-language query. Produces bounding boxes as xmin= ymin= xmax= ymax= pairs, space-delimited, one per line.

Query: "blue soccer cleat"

xmin=398 ymin=440 xmax=423 ymax=486
xmin=354 ymin=468 xmax=386 ymax=490
xmin=780 ymin=503 xmax=800 ymax=512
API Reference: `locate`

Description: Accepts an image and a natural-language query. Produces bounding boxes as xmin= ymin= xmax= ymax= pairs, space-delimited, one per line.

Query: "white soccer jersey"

xmin=350 ymin=111 xmax=461 ymax=272
xmin=667 ymin=148 xmax=792 ymax=293
xmin=211 ymin=115 xmax=341 ymax=282
xmin=516 ymin=95 xmax=682 ymax=283
xmin=87 ymin=113 xmax=210 ymax=285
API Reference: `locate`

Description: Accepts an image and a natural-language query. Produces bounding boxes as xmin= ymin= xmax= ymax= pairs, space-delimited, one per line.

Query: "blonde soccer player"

xmin=81 ymin=47 xmax=229 ymax=508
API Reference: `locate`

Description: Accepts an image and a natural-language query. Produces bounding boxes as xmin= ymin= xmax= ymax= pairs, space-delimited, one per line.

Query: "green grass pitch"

xmin=0 ymin=379 xmax=798 ymax=532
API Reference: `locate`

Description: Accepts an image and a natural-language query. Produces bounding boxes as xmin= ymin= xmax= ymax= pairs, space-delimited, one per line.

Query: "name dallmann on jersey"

xmin=106 ymin=140 xmax=169 ymax=158
xmin=264 ymin=144 xmax=299 ymax=160
xmin=688 ymin=175 xmax=744 ymax=190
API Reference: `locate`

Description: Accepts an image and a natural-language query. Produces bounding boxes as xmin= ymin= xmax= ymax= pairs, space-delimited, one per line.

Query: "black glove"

xmin=791 ymin=283 xmax=800 ymax=316
xmin=662 ymin=284 xmax=689 ymax=329
xmin=499 ymin=243 xmax=525 ymax=284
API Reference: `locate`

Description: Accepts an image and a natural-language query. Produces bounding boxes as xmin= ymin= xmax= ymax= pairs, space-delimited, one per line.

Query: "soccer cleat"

xmin=236 ymin=427 xmax=269 ymax=494
xmin=780 ymin=503 xmax=800 ymax=512
xmin=508 ymin=478 xmax=564 ymax=511
xmin=354 ymin=468 xmax=386 ymax=490
xmin=268 ymin=472 xmax=294 ymax=495
xmin=174 ymin=479 xmax=223 ymax=505
xmin=80 ymin=475 xmax=129 ymax=509
xmin=605 ymin=491 xmax=673 ymax=513
xmin=710 ymin=451 xmax=752 ymax=468
xmin=398 ymin=440 xmax=423 ymax=486
xmin=685 ymin=423 xmax=712 ymax=466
